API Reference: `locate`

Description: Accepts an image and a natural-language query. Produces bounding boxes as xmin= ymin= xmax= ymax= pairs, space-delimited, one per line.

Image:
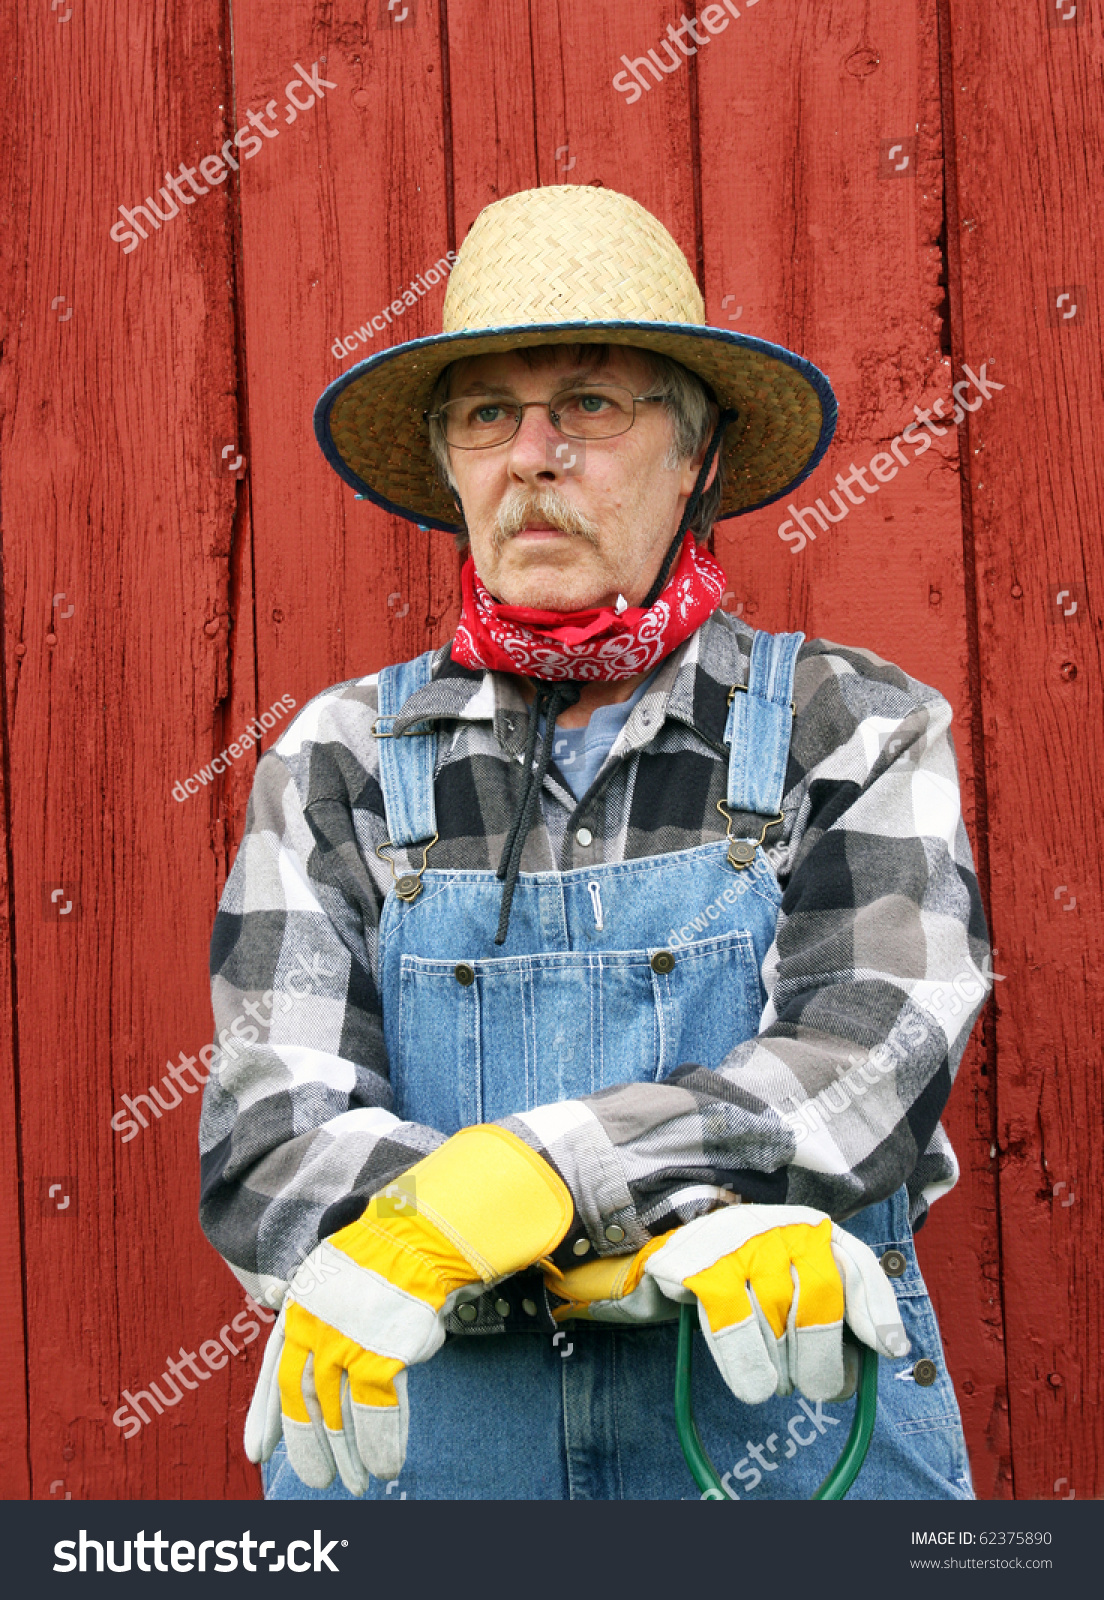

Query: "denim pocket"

xmin=394 ymin=929 xmax=766 ymax=1130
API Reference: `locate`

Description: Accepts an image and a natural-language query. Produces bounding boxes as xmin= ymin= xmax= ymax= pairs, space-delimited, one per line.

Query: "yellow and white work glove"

xmin=545 ymin=1205 xmax=909 ymax=1404
xmin=244 ymin=1125 xmax=572 ymax=1495
xmin=543 ymin=1230 xmax=682 ymax=1325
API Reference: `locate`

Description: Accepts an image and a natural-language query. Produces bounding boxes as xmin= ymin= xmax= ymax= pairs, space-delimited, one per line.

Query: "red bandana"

xmin=451 ymin=535 xmax=727 ymax=682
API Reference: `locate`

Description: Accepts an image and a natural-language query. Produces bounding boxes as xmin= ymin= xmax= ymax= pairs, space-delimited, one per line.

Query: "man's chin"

xmin=484 ymin=557 xmax=611 ymax=613
xmin=491 ymin=589 xmax=582 ymax=614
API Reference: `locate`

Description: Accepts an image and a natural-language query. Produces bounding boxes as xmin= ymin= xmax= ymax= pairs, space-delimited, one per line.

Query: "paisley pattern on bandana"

xmin=451 ymin=535 xmax=727 ymax=682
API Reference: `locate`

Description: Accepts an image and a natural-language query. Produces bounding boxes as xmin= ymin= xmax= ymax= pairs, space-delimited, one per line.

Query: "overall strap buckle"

xmin=716 ymin=801 xmax=784 ymax=871
xmin=376 ymin=834 xmax=439 ymax=902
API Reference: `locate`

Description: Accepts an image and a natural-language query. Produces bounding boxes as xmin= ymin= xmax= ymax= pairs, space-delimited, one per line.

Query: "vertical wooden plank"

xmin=446 ymin=0 xmax=699 ymax=241
xmin=0 ymin=0 xmax=265 ymax=1495
xmin=228 ymin=0 xmax=458 ymax=771
xmin=0 ymin=688 xmax=30 ymax=1498
xmin=0 ymin=7 xmax=32 ymax=1498
xmin=945 ymin=0 xmax=1104 ymax=1500
xmin=695 ymin=0 xmax=1005 ymax=1495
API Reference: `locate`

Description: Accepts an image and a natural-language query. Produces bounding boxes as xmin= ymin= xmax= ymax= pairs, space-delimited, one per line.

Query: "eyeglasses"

xmin=425 ymin=383 xmax=665 ymax=450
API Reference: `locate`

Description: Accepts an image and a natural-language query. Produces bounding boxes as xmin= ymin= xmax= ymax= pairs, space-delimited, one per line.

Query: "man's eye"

xmin=571 ymin=392 xmax=611 ymax=413
xmin=470 ymin=403 xmax=505 ymax=425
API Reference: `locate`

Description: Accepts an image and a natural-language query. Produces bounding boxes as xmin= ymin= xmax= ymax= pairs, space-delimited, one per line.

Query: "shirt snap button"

xmin=604 ymin=1224 xmax=625 ymax=1244
xmin=880 ymin=1248 xmax=907 ymax=1278
xmin=572 ymin=1238 xmax=591 ymax=1257
xmin=454 ymin=963 xmax=475 ymax=986
xmin=913 ymin=1358 xmax=938 ymax=1386
xmin=457 ymin=1302 xmax=478 ymax=1323
xmin=650 ymin=950 xmax=675 ymax=974
xmin=494 ymin=1298 xmax=511 ymax=1318
xmin=575 ymin=827 xmax=593 ymax=847
xmin=522 ymin=1298 xmax=538 ymax=1317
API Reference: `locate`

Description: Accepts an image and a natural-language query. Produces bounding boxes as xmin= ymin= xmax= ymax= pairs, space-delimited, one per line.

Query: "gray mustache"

xmin=493 ymin=490 xmax=601 ymax=549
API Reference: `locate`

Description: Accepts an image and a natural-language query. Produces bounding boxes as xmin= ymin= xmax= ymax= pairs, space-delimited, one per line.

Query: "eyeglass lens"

xmin=439 ymin=384 xmax=643 ymax=448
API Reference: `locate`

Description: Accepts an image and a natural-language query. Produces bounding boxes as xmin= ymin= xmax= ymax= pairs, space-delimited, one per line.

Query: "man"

xmin=200 ymin=185 xmax=988 ymax=1501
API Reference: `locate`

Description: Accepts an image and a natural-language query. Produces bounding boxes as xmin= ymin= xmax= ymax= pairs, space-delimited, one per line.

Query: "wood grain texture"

xmin=0 ymin=0 xmax=1096 ymax=1500
xmin=944 ymin=0 xmax=1104 ymax=1501
xmin=230 ymin=0 xmax=462 ymax=783
xmin=0 ymin=0 xmax=264 ymax=1497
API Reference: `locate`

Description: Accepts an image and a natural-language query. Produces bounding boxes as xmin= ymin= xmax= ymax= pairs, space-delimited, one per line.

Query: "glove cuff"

xmin=370 ymin=1125 xmax=574 ymax=1284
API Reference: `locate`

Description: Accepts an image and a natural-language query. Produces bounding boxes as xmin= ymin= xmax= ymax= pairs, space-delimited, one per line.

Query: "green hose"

xmin=675 ymin=1302 xmax=879 ymax=1500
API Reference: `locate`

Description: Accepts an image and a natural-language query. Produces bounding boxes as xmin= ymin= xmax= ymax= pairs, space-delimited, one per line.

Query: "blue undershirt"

xmin=540 ymin=672 xmax=657 ymax=801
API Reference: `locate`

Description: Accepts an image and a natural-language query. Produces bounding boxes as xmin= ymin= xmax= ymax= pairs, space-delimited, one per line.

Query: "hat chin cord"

xmin=640 ymin=406 xmax=737 ymax=609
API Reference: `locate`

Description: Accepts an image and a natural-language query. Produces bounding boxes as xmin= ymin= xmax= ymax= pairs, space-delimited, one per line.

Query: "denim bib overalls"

xmin=263 ymin=627 xmax=975 ymax=1501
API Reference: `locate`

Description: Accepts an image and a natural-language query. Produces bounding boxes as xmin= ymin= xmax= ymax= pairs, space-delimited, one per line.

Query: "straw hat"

xmin=314 ymin=185 xmax=836 ymax=532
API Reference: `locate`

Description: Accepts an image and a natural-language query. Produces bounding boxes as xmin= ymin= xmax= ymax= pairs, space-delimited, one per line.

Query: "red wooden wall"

xmin=0 ymin=0 xmax=1099 ymax=1500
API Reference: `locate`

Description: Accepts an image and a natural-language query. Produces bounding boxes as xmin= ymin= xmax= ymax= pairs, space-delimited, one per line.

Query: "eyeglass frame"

xmin=423 ymin=383 xmax=667 ymax=450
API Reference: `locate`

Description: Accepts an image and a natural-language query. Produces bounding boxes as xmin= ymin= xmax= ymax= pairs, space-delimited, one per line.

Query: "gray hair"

xmin=425 ymin=343 xmax=726 ymax=551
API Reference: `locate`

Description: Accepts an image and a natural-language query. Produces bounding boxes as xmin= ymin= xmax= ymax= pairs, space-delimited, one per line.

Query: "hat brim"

xmin=314 ymin=320 xmax=837 ymax=533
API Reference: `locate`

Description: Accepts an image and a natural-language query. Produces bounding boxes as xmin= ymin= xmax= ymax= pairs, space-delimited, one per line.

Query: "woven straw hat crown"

xmin=315 ymin=185 xmax=836 ymax=531
xmin=441 ymin=186 xmax=705 ymax=332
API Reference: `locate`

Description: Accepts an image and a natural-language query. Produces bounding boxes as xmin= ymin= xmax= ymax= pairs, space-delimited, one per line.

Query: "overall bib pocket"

xmin=393 ymin=924 xmax=768 ymax=1131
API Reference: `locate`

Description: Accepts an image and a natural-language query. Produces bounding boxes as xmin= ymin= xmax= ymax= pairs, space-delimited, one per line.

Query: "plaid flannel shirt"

xmin=199 ymin=612 xmax=990 ymax=1307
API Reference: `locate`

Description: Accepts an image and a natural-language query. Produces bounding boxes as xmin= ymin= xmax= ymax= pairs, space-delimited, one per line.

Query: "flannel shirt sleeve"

xmin=504 ymin=648 xmax=991 ymax=1255
xmin=197 ymin=697 xmax=451 ymax=1308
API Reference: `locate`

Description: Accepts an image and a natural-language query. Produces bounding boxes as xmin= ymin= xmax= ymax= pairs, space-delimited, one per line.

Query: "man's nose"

xmin=506 ymin=404 xmax=573 ymax=483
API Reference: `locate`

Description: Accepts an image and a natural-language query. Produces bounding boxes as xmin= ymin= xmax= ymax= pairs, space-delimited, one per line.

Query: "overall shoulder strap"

xmin=373 ymin=652 xmax=438 ymax=847
xmin=724 ymin=628 xmax=805 ymax=816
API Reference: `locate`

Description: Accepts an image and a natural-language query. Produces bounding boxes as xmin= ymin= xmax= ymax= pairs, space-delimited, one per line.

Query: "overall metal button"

xmin=650 ymin=950 xmax=675 ymax=974
xmin=454 ymin=963 xmax=475 ymax=986
xmin=880 ymin=1248 xmax=907 ymax=1278
xmin=494 ymin=1298 xmax=511 ymax=1318
xmin=457 ymin=1302 xmax=478 ymax=1323
xmin=728 ymin=841 xmax=757 ymax=867
xmin=604 ymin=1224 xmax=625 ymax=1244
xmin=913 ymin=1358 xmax=938 ymax=1387
xmin=572 ymin=1237 xmax=591 ymax=1256
xmin=521 ymin=1298 xmax=538 ymax=1317
xmin=575 ymin=827 xmax=593 ymax=847
xmin=395 ymin=874 xmax=423 ymax=901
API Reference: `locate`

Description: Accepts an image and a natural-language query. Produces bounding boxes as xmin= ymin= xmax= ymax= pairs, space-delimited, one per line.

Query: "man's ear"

xmin=677 ymin=443 xmax=720 ymax=499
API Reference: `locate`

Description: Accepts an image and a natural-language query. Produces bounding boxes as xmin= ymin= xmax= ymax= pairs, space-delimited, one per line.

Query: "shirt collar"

xmin=387 ymin=613 xmax=753 ymax=758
